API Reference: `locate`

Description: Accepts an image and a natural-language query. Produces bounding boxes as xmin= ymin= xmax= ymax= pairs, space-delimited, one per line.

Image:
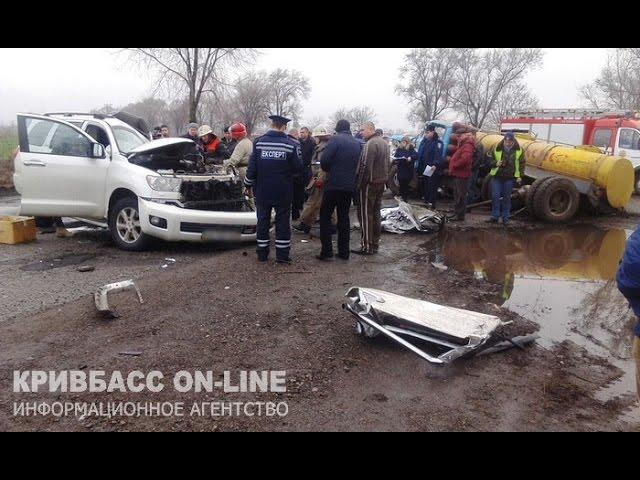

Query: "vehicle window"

xmin=592 ymin=129 xmax=612 ymax=149
xmin=25 ymin=118 xmax=92 ymax=157
xmin=27 ymin=119 xmax=56 ymax=148
xmin=618 ymin=129 xmax=640 ymax=150
xmin=112 ymin=126 xmax=147 ymax=154
xmin=85 ymin=124 xmax=111 ymax=148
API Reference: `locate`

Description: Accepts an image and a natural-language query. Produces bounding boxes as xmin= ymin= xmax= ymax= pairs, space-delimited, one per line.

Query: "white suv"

xmin=14 ymin=113 xmax=258 ymax=251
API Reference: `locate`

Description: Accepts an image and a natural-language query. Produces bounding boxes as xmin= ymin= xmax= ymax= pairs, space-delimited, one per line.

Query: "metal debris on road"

xmin=343 ymin=287 xmax=504 ymax=364
xmin=77 ymin=265 xmax=95 ymax=273
xmin=117 ymin=351 xmax=142 ymax=357
xmin=94 ymin=280 xmax=144 ymax=319
xmin=381 ymin=199 xmax=445 ymax=235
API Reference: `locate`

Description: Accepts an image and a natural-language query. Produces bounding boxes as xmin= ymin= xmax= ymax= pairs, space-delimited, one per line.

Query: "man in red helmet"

xmin=224 ymin=122 xmax=253 ymax=178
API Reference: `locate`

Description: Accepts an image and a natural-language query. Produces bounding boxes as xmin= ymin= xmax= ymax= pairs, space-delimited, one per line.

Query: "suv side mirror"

xmin=91 ymin=143 xmax=105 ymax=159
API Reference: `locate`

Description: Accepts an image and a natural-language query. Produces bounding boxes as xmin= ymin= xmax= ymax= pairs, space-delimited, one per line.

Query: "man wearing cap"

xmin=353 ymin=121 xmax=390 ymax=256
xmin=316 ymin=120 xmax=361 ymax=260
xmin=220 ymin=126 xmax=238 ymax=159
xmin=182 ymin=123 xmax=200 ymax=142
xmin=294 ymin=125 xmax=334 ymax=234
xmin=617 ymin=225 xmax=640 ymax=400
xmin=448 ymin=131 xmax=475 ymax=222
xmin=487 ymin=131 xmax=524 ymax=226
xmin=245 ymin=115 xmax=302 ymax=264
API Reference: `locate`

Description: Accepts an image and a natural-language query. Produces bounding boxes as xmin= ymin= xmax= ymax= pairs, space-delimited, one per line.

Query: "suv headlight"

xmin=146 ymin=175 xmax=182 ymax=193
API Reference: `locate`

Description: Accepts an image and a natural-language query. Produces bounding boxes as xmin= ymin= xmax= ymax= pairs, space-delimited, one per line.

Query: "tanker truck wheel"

xmin=526 ymin=177 xmax=553 ymax=216
xmin=635 ymin=171 xmax=640 ymax=195
xmin=532 ymin=177 xmax=580 ymax=223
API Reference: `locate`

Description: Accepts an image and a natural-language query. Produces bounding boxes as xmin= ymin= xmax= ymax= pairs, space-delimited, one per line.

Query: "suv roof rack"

xmin=44 ymin=112 xmax=112 ymax=120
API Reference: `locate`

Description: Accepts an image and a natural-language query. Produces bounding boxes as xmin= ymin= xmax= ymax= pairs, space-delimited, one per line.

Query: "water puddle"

xmin=423 ymin=225 xmax=638 ymax=409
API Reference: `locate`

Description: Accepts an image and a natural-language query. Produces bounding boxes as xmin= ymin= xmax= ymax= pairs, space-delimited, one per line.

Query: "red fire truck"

xmin=501 ymin=109 xmax=640 ymax=194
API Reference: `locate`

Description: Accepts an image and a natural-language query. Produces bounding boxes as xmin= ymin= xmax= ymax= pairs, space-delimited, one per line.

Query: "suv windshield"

xmin=113 ymin=126 xmax=147 ymax=153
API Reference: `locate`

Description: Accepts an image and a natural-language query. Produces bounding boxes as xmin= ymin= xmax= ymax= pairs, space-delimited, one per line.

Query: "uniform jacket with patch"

xmin=245 ymin=131 xmax=302 ymax=206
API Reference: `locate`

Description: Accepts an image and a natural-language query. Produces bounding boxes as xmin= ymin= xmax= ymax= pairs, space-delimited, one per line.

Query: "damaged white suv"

xmin=14 ymin=113 xmax=258 ymax=251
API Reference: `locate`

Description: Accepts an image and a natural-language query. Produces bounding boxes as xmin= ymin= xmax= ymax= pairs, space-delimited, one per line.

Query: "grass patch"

xmin=0 ymin=133 xmax=18 ymax=189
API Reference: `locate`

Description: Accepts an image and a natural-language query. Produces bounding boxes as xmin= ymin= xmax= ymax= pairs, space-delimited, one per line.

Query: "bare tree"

xmin=580 ymin=48 xmax=640 ymax=110
xmin=395 ymin=48 xmax=458 ymax=125
xmin=305 ymin=115 xmax=325 ymax=130
xmin=232 ymin=71 xmax=270 ymax=135
xmin=121 ymin=97 xmax=169 ymax=128
xmin=450 ymin=48 xmax=544 ymax=128
xmin=124 ymin=48 xmax=257 ymax=123
xmin=330 ymin=106 xmax=377 ymax=129
xmin=265 ymin=69 xmax=311 ymax=124
xmin=486 ymin=81 xmax=539 ymax=130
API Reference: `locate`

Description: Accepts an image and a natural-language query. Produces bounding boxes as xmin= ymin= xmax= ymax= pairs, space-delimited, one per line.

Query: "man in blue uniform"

xmin=617 ymin=225 xmax=640 ymax=400
xmin=245 ymin=115 xmax=302 ymax=264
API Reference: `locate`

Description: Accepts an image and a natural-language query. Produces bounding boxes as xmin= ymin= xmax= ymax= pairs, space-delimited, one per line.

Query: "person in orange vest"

xmin=198 ymin=125 xmax=223 ymax=162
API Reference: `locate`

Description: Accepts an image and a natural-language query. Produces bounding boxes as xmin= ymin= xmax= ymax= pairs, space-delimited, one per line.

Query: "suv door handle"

xmin=23 ymin=159 xmax=47 ymax=167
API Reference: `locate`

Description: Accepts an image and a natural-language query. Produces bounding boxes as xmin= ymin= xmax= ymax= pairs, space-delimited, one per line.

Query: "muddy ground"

xmin=0 ymin=194 xmax=639 ymax=431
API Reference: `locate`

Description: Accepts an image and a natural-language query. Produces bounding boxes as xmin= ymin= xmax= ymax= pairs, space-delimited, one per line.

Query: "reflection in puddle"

xmin=426 ymin=226 xmax=637 ymax=405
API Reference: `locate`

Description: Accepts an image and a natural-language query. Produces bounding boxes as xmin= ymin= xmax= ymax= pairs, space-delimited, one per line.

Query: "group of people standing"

xmin=394 ymin=127 xmax=525 ymax=226
xmin=244 ymin=115 xmax=390 ymax=264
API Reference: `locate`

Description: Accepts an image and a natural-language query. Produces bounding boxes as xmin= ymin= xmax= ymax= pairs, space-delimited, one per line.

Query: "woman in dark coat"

xmin=393 ymin=137 xmax=418 ymax=202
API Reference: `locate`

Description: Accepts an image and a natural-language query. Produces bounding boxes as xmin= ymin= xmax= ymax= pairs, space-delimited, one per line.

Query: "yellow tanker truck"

xmin=425 ymin=121 xmax=635 ymax=223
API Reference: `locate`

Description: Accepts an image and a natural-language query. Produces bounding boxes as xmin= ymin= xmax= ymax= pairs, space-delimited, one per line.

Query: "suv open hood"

xmin=128 ymin=138 xmax=195 ymax=155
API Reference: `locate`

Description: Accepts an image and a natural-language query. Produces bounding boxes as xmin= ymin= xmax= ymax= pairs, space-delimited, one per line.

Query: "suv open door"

xmin=16 ymin=114 xmax=109 ymax=218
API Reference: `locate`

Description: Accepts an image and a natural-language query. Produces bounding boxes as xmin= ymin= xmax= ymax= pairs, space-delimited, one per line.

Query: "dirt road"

xmin=0 ymin=195 xmax=639 ymax=431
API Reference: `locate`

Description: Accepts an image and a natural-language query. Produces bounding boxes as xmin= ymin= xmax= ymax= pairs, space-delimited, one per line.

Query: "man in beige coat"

xmin=224 ymin=122 xmax=253 ymax=179
xmin=353 ymin=122 xmax=390 ymax=255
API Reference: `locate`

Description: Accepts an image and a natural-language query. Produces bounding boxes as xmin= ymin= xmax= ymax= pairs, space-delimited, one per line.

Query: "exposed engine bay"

xmin=129 ymin=140 xmax=252 ymax=212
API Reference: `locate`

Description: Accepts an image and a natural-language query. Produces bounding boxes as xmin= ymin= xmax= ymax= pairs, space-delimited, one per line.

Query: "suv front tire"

xmin=109 ymin=196 xmax=152 ymax=251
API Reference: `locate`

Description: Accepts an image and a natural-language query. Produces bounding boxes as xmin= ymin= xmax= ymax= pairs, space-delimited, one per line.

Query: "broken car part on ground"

xmin=94 ymin=280 xmax=144 ymax=319
xmin=343 ymin=287 xmax=520 ymax=364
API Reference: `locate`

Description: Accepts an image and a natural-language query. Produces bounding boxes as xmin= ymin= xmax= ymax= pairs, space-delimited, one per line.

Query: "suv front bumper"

xmin=139 ymin=198 xmax=258 ymax=243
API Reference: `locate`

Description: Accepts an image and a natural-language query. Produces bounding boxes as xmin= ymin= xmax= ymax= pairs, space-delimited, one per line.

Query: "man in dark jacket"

xmin=393 ymin=137 xmax=418 ymax=202
xmin=417 ymin=124 xmax=444 ymax=208
xmin=316 ymin=119 xmax=362 ymax=261
xmin=617 ymin=226 xmax=640 ymax=400
xmin=245 ymin=115 xmax=302 ymax=264
xmin=487 ymin=132 xmax=525 ymax=225
xmin=219 ymin=126 xmax=238 ymax=159
xmin=299 ymin=127 xmax=316 ymax=185
xmin=448 ymin=132 xmax=475 ymax=222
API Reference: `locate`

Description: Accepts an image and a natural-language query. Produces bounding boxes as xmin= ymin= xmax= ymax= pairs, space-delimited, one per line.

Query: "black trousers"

xmin=423 ymin=175 xmax=441 ymax=208
xmin=399 ymin=179 xmax=411 ymax=202
xmin=320 ymin=190 xmax=352 ymax=258
xmin=291 ymin=177 xmax=306 ymax=220
xmin=256 ymin=203 xmax=292 ymax=261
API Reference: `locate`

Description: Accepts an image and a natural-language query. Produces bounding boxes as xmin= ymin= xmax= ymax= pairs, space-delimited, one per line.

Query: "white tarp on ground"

xmin=381 ymin=199 xmax=445 ymax=234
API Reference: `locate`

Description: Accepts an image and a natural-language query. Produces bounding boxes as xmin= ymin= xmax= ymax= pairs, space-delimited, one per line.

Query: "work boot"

xmin=350 ymin=249 xmax=373 ymax=256
xmin=316 ymin=253 xmax=334 ymax=262
xmin=56 ymin=227 xmax=74 ymax=238
xmin=486 ymin=217 xmax=499 ymax=224
xmin=293 ymin=223 xmax=310 ymax=234
xmin=276 ymin=257 xmax=292 ymax=265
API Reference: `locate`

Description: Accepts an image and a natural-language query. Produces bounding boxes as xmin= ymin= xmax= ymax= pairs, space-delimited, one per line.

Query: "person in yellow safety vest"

xmin=487 ymin=131 xmax=525 ymax=226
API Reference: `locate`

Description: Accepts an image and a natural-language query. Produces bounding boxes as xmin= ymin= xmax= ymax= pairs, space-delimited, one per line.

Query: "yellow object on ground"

xmin=0 ymin=216 xmax=36 ymax=245
xmin=476 ymin=133 xmax=634 ymax=209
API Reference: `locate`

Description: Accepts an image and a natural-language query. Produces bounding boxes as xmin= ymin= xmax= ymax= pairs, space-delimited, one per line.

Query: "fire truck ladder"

xmin=509 ymin=109 xmax=638 ymax=120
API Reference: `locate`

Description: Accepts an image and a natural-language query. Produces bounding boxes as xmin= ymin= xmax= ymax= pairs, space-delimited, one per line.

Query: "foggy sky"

xmin=0 ymin=48 xmax=609 ymax=131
